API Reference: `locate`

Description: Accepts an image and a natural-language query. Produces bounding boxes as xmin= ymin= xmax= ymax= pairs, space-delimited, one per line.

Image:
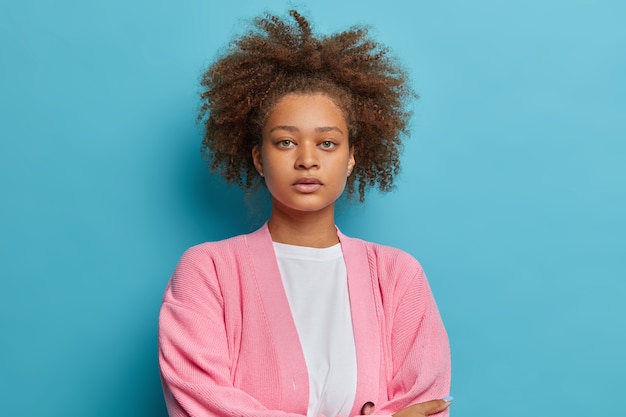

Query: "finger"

xmin=411 ymin=399 xmax=452 ymax=415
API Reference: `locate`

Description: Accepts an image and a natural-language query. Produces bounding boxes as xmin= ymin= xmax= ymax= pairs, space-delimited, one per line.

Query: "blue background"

xmin=1 ymin=1 xmax=624 ymax=416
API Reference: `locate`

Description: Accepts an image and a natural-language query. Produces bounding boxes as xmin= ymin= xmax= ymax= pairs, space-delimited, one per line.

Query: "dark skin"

xmin=193 ymin=10 xmax=448 ymax=417
xmin=252 ymin=93 xmax=355 ymax=248
xmin=200 ymin=10 xmax=411 ymax=203
xmin=362 ymin=399 xmax=452 ymax=417
xmin=254 ymin=93 xmax=452 ymax=416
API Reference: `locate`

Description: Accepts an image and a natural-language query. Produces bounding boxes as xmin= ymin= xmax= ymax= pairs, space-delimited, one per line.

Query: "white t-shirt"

xmin=273 ymin=242 xmax=358 ymax=417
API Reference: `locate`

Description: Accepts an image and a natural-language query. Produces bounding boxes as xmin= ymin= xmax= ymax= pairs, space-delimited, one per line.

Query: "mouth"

xmin=292 ymin=178 xmax=323 ymax=193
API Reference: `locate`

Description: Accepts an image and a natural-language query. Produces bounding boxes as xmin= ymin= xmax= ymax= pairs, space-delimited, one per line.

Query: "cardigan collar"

xmin=244 ymin=224 xmax=381 ymax=415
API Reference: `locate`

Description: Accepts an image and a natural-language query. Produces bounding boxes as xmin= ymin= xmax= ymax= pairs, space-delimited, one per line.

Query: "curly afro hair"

xmin=199 ymin=9 xmax=415 ymax=201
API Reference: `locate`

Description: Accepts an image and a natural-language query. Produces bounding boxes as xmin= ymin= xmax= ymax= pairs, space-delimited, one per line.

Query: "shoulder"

xmin=339 ymin=232 xmax=432 ymax=308
xmin=181 ymin=233 xmax=248 ymax=260
xmin=338 ymin=233 xmax=444 ymax=323
xmin=341 ymin=233 xmax=423 ymax=270
xmin=169 ymin=227 xmax=271 ymax=297
xmin=166 ymin=228 xmax=268 ymax=307
xmin=178 ymin=225 xmax=269 ymax=266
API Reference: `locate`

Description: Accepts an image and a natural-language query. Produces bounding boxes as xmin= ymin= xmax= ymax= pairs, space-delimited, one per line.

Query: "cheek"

xmin=260 ymin=153 xmax=281 ymax=178
xmin=260 ymin=157 xmax=285 ymax=188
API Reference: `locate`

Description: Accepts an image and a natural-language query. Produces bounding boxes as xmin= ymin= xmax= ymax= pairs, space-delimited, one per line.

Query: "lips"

xmin=292 ymin=177 xmax=322 ymax=193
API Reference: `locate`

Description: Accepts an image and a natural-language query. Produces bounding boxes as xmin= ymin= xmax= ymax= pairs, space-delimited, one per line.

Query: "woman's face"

xmin=252 ymin=93 xmax=355 ymax=217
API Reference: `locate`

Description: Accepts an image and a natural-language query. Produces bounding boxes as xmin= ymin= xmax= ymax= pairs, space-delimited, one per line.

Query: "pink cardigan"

xmin=158 ymin=225 xmax=450 ymax=417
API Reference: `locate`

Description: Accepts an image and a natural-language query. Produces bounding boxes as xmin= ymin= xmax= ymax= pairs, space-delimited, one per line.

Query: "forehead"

xmin=264 ymin=93 xmax=348 ymax=128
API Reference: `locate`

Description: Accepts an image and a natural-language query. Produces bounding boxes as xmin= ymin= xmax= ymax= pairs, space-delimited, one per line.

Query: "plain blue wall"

xmin=1 ymin=1 xmax=624 ymax=416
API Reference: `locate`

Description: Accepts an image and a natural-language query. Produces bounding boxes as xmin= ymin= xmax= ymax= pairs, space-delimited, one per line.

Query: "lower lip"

xmin=293 ymin=183 xmax=322 ymax=193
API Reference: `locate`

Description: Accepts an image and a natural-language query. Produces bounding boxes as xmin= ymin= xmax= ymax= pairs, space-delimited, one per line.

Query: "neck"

xmin=267 ymin=204 xmax=338 ymax=248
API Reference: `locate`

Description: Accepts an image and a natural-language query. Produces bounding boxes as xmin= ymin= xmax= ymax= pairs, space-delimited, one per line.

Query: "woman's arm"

xmin=366 ymin=257 xmax=452 ymax=417
xmin=158 ymin=247 xmax=306 ymax=417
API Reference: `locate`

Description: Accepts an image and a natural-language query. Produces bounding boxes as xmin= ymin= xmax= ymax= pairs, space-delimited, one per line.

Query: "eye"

xmin=320 ymin=140 xmax=336 ymax=149
xmin=276 ymin=139 xmax=295 ymax=148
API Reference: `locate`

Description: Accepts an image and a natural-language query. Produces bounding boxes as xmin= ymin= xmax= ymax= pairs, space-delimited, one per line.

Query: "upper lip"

xmin=293 ymin=177 xmax=322 ymax=185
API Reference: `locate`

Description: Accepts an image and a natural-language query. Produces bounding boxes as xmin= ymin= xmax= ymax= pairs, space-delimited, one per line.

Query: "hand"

xmin=392 ymin=398 xmax=452 ymax=417
xmin=361 ymin=398 xmax=452 ymax=417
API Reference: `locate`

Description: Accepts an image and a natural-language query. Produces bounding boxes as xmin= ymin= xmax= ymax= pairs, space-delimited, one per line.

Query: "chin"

xmin=279 ymin=199 xmax=335 ymax=214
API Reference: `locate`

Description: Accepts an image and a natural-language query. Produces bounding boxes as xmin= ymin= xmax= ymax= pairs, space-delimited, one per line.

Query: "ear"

xmin=252 ymin=145 xmax=263 ymax=175
xmin=348 ymin=146 xmax=356 ymax=173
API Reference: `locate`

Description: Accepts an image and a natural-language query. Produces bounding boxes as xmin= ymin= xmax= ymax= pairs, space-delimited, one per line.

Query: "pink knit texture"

xmin=158 ymin=225 xmax=451 ymax=417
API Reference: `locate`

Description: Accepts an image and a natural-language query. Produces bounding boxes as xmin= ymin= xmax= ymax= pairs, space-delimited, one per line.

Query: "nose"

xmin=295 ymin=142 xmax=319 ymax=170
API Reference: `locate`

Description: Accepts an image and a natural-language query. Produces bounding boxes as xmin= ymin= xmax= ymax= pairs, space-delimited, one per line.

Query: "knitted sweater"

xmin=158 ymin=225 xmax=451 ymax=417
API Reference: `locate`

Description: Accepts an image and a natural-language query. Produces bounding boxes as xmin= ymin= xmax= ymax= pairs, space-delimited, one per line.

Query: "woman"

xmin=158 ymin=10 xmax=452 ymax=417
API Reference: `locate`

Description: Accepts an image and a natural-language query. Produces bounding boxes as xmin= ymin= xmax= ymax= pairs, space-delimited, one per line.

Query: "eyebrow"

xmin=268 ymin=125 xmax=345 ymax=135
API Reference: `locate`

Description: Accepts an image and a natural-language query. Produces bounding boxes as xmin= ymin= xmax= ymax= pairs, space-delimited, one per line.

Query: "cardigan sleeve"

xmin=367 ymin=253 xmax=451 ymax=417
xmin=158 ymin=246 xmax=306 ymax=417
